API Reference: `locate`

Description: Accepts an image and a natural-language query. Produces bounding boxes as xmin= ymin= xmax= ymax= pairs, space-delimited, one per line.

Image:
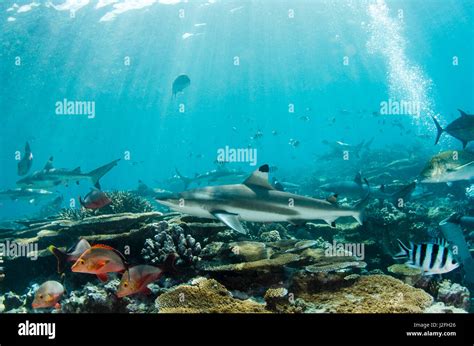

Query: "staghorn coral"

xmin=141 ymin=221 xmax=202 ymax=266
xmin=155 ymin=277 xmax=268 ymax=313
xmin=57 ymin=191 xmax=153 ymax=220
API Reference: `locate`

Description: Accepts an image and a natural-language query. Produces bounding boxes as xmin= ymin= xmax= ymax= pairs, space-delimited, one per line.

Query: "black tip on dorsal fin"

xmin=259 ymin=164 xmax=270 ymax=173
xmin=44 ymin=156 xmax=54 ymax=170
xmin=243 ymin=164 xmax=274 ymax=190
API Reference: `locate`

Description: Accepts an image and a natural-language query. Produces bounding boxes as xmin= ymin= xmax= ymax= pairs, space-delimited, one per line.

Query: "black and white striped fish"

xmin=394 ymin=239 xmax=460 ymax=275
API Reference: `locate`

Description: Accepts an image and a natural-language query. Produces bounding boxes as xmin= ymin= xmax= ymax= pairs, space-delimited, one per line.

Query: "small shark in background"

xmin=130 ymin=180 xmax=173 ymax=199
xmin=17 ymin=142 xmax=33 ymax=176
xmin=172 ymin=74 xmax=190 ymax=97
xmin=320 ymin=173 xmax=420 ymax=206
xmin=0 ymin=188 xmax=55 ymax=204
xmin=320 ymin=138 xmax=373 ymax=160
xmin=271 ymin=177 xmax=300 ymax=193
xmin=432 ymin=109 xmax=474 ymax=149
xmin=175 ymin=167 xmax=248 ymax=189
xmin=320 ymin=172 xmax=372 ymax=199
xmin=16 ymin=157 xmax=120 ymax=189
xmin=419 ymin=150 xmax=474 ymax=184
xmin=157 ymin=164 xmax=369 ymax=234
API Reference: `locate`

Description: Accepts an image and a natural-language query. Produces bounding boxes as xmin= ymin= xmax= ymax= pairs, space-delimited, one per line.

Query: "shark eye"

xmin=79 ymin=259 xmax=85 ymax=265
xmin=39 ymin=294 xmax=43 ymax=299
xmin=123 ymin=282 xmax=129 ymax=288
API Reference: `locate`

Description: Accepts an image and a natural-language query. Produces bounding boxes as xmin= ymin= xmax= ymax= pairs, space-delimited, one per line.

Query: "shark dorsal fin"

xmin=44 ymin=157 xmax=54 ymax=170
xmin=354 ymin=171 xmax=362 ymax=185
xmin=458 ymin=109 xmax=470 ymax=118
xmin=72 ymin=167 xmax=81 ymax=173
xmin=243 ymin=164 xmax=275 ymax=190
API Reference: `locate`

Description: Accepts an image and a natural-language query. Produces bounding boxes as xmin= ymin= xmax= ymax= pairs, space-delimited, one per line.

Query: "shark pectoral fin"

xmin=212 ymin=211 xmax=247 ymax=234
xmin=322 ymin=217 xmax=337 ymax=227
xmin=454 ymin=161 xmax=474 ymax=171
xmin=353 ymin=214 xmax=363 ymax=225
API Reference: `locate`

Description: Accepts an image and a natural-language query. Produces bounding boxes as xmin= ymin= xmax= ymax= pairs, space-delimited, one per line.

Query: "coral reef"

xmin=141 ymin=221 xmax=202 ymax=266
xmin=387 ymin=264 xmax=422 ymax=286
xmin=424 ymin=302 xmax=468 ymax=314
xmin=60 ymin=280 xmax=127 ymax=313
xmin=292 ymin=274 xmax=433 ymax=313
xmin=259 ymin=230 xmax=281 ymax=242
xmin=58 ymin=191 xmax=153 ymax=220
xmin=155 ymin=277 xmax=268 ymax=313
xmin=435 ymin=280 xmax=470 ymax=311
xmin=264 ymin=287 xmax=302 ymax=313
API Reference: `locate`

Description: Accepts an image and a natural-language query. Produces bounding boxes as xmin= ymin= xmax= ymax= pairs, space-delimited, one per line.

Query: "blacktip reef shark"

xmin=156 ymin=164 xmax=369 ymax=234
xmin=16 ymin=157 xmax=120 ymax=189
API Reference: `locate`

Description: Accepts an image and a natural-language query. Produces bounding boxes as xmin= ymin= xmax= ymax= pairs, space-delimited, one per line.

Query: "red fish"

xmin=71 ymin=244 xmax=127 ymax=282
xmin=79 ymin=187 xmax=111 ymax=209
xmin=32 ymin=280 xmax=65 ymax=309
xmin=48 ymin=239 xmax=91 ymax=273
xmin=116 ymin=254 xmax=176 ymax=298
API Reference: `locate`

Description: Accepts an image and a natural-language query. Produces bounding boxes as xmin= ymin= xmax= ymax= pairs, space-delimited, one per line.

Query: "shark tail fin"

xmin=431 ymin=115 xmax=444 ymax=145
xmin=88 ymin=159 xmax=120 ymax=187
xmin=393 ymin=239 xmax=410 ymax=259
xmin=48 ymin=245 xmax=68 ymax=273
xmin=353 ymin=185 xmax=371 ymax=225
xmin=175 ymin=168 xmax=192 ymax=189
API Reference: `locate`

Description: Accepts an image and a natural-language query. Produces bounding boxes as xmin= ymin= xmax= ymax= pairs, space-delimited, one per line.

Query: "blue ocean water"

xmin=0 ymin=0 xmax=473 ymax=221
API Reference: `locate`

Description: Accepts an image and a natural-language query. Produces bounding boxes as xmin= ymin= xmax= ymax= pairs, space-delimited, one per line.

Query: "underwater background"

xmin=0 ymin=0 xmax=473 ymax=314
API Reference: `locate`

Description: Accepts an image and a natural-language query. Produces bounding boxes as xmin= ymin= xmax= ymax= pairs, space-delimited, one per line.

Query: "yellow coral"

xmin=295 ymin=274 xmax=433 ymax=313
xmin=156 ymin=278 xmax=268 ymax=313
